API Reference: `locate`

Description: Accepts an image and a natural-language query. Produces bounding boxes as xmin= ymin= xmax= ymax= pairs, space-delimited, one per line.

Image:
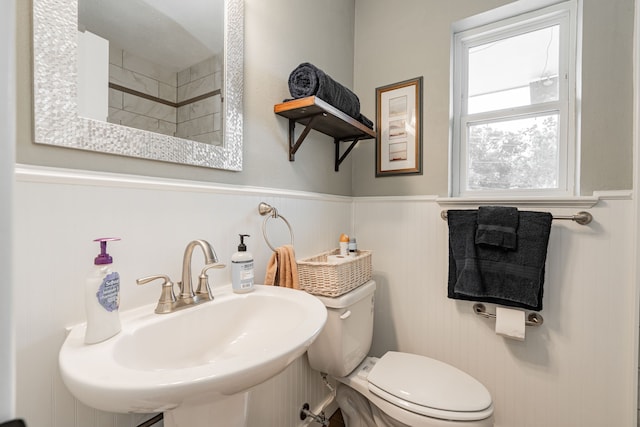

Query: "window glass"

xmin=466 ymin=114 xmax=559 ymax=190
xmin=468 ymin=25 xmax=560 ymax=114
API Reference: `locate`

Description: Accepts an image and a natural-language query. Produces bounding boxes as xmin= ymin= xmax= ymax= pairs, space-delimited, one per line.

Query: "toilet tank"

xmin=307 ymin=280 xmax=376 ymax=377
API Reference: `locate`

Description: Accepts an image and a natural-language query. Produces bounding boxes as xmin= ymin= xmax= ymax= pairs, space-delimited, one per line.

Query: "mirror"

xmin=33 ymin=0 xmax=243 ymax=171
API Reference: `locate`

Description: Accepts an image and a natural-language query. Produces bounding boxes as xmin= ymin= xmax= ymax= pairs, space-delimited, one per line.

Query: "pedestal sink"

xmin=59 ymin=284 xmax=327 ymax=426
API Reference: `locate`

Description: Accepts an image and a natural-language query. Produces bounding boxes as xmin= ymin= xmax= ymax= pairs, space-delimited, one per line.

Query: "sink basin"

xmin=59 ymin=284 xmax=327 ymax=414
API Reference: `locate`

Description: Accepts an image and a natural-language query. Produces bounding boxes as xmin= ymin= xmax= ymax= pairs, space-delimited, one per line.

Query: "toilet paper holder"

xmin=473 ymin=303 xmax=543 ymax=327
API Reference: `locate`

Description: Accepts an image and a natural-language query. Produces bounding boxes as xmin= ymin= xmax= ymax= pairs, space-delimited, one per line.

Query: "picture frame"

xmin=375 ymin=77 xmax=423 ymax=177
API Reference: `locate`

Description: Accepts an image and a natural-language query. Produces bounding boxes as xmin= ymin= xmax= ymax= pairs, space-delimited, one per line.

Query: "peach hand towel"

xmin=264 ymin=250 xmax=279 ymax=286
xmin=264 ymin=245 xmax=300 ymax=289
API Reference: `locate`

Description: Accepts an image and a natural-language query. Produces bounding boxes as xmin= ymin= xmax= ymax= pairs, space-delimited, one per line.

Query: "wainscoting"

xmin=13 ymin=166 xmax=344 ymax=427
xmin=353 ymin=195 xmax=636 ymax=427
xmin=12 ymin=166 xmax=637 ymax=426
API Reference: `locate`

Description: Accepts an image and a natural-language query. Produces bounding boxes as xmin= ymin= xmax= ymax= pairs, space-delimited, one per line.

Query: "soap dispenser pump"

xmin=85 ymin=238 xmax=122 ymax=344
xmin=231 ymin=234 xmax=254 ymax=293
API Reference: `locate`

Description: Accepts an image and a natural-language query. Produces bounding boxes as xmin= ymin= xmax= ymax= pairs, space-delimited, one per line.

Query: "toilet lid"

xmin=367 ymin=352 xmax=492 ymax=416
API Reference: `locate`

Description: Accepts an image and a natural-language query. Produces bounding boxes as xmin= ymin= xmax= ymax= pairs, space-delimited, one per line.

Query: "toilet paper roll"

xmin=495 ymin=307 xmax=526 ymax=341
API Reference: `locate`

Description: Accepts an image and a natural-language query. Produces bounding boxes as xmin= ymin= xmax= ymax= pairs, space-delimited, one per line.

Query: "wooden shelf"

xmin=274 ymin=96 xmax=376 ymax=171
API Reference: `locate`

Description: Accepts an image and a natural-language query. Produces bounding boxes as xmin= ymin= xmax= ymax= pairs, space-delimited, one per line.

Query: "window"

xmin=451 ymin=1 xmax=578 ymax=197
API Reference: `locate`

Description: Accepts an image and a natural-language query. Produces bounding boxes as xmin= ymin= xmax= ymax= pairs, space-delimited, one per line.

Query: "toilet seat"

xmin=368 ymin=351 xmax=493 ymax=420
xmin=345 ymin=352 xmax=493 ymax=423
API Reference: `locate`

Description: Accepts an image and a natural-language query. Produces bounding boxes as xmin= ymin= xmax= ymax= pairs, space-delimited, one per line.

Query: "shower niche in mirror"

xmin=33 ymin=0 xmax=243 ymax=171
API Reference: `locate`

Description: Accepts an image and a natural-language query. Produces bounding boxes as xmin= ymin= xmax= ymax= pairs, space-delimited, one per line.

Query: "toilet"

xmin=307 ymin=280 xmax=494 ymax=427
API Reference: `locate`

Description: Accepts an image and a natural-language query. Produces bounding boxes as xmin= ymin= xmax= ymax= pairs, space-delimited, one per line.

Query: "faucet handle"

xmin=196 ymin=263 xmax=226 ymax=301
xmin=136 ymin=274 xmax=177 ymax=314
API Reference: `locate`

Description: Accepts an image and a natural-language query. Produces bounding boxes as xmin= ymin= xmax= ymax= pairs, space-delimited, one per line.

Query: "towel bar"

xmin=473 ymin=303 xmax=543 ymax=326
xmin=440 ymin=210 xmax=593 ymax=225
xmin=258 ymin=202 xmax=295 ymax=251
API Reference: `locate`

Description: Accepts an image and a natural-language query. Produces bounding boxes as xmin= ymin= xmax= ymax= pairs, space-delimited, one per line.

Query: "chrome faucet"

xmin=137 ymin=239 xmax=225 ymax=314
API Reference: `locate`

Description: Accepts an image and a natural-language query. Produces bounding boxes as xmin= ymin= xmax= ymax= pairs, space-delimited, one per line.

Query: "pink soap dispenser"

xmin=84 ymin=238 xmax=122 ymax=344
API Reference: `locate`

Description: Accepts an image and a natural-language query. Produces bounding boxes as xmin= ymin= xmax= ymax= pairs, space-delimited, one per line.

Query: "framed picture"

xmin=375 ymin=77 xmax=423 ymax=177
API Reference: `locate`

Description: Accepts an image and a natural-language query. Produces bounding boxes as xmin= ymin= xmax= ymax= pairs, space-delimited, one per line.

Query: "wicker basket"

xmin=297 ymin=249 xmax=372 ymax=297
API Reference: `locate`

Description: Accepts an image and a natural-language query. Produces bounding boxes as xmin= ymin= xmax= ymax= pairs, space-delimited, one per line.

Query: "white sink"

xmin=59 ymin=284 xmax=327 ymax=415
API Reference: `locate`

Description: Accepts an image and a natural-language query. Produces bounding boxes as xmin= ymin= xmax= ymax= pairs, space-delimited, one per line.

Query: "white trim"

xmin=591 ymin=190 xmax=634 ymax=200
xmin=14 ymin=164 xmax=352 ymax=203
xmin=353 ymin=193 xmax=624 ymax=208
xmin=15 ymin=164 xmax=633 ymax=208
xmin=451 ymin=0 xmax=573 ymax=33
xmin=16 ymin=165 xmax=614 ymax=210
xmin=437 ymin=195 xmax=599 ymax=208
xmin=354 ymin=195 xmax=439 ymax=203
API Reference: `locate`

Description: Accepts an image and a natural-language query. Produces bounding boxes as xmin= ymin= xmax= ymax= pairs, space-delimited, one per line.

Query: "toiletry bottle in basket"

xmin=339 ymin=233 xmax=349 ymax=256
xmin=348 ymin=237 xmax=358 ymax=256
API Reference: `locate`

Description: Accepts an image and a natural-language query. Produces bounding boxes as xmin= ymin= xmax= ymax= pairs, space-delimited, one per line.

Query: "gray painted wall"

xmin=352 ymin=0 xmax=635 ymax=196
xmin=16 ymin=0 xmax=635 ymax=197
xmin=580 ymin=0 xmax=635 ymax=194
xmin=16 ymin=0 xmax=356 ymax=196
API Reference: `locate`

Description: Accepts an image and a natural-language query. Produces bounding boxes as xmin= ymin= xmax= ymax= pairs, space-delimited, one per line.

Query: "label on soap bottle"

xmin=96 ymin=271 xmax=120 ymax=312
xmin=232 ymin=260 xmax=254 ymax=290
xmin=238 ymin=260 xmax=254 ymax=289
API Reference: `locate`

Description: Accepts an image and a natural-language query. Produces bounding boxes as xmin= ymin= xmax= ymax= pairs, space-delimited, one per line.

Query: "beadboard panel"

xmin=13 ymin=167 xmax=638 ymax=427
xmin=13 ymin=167 xmax=344 ymax=427
xmin=353 ymin=197 xmax=636 ymax=427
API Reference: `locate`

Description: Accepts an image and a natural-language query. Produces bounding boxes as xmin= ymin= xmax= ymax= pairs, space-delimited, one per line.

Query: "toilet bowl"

xmin=307 ymin=280 xmax=494 ymax=427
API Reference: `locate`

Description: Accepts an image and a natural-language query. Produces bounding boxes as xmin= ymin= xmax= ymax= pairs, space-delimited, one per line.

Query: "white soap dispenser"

xmin=231 ymin=234 xmax=254 ymax=293
xmin=84 ymin=237 xmax=122 ymax=344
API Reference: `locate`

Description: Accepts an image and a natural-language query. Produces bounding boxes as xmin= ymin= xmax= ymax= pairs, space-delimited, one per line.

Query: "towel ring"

xmin=258 ymin=202 xmax=294 ymax=251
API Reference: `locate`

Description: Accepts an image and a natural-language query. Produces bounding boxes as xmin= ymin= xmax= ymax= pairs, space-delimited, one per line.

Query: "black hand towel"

xmin=287 ymin=62 xmax=373 ymax=129
xmin=448 ymin=209 xmax=552 ymax=311
xmin=475 ymin=206 xmax=519 ymax=250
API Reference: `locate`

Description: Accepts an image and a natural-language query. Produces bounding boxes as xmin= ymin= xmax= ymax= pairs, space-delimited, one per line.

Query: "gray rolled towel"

xmin=287 ymin=62 xmax=373 ymax=129
xmin=447 ymin=209 xmax=552 ymax=311
xmin=475 ymin=206 xmax=519 ymax=250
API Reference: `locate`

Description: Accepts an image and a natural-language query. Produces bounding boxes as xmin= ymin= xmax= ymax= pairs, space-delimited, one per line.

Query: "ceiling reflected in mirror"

xmin=78 ymin=0 xmax=223 ymax=72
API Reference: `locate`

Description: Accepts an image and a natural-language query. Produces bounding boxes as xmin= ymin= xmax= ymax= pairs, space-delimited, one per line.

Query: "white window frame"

xmin=451 ymin=0 xmax=579 ymax=197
